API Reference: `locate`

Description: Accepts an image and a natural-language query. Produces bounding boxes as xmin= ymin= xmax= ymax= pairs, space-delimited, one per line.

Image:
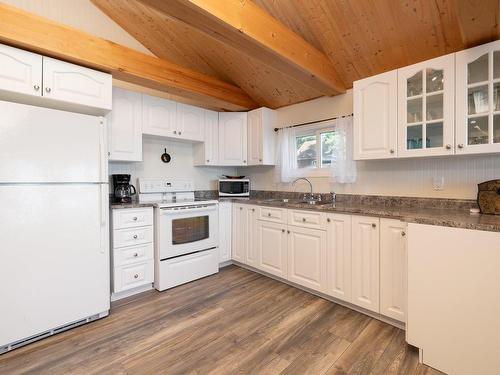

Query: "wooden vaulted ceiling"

xmin=90 ymin=0 xmax=500 ymax=110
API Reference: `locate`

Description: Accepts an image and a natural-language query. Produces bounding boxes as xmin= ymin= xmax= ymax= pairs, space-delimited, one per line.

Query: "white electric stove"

xmin=138 ymin=178 xmax=219 ymax=291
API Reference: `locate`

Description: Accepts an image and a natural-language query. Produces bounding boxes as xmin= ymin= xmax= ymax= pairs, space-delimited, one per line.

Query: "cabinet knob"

xmin=445 ymin=144 xmax=452 ymax=150
xmin=259 ymin=158 xmax=262 ymax=162
xmin=390 ymin=149 xmax=395 ymax=154
xmin=133 ymin=234 xmax=138 ymax=239
xmin=133 ymin=217 xmax=137 ymax=221
xmin=243 ymin=160 xmax=247 ymax=163
xmin=268 ymin=213 xmax=271 ymax=217
xmin=287 ymin=230 xmax=290 ymax=234
xmin=302 ymin=218 xmax=306 ymax=222
xmin=178 ymin=131 xmax=182 ymax=135
xmin=45 ymin=87 xmax=51 ymax=93
xmin=371 ymin=223 xmax=376 ymax=228
xmin=206 ymin=159 xmax=210 ymax=162
xmin=458 ymin=144 xmax=464 ymax=149
xmin=282 ymin=229 xmax=285 ymax=233
xmin=134 ymin=274 xmax=139 ymax=279
xmin=327 ymin=218 xmax=331 ymax=222
xmin=240 ymin=207 xmax=243 ymax=210
xmin=401 ymin=231 xmax=406 ymax=237
xmin=133 ymin=252 xmax=138 ymax=257
xmin=173 ymin=130 xmax=177 ymax=134
xmin=33 ymin=84 xmax=40 ymax=91
xmin=252 ymin=208 xmax=255 ymax=212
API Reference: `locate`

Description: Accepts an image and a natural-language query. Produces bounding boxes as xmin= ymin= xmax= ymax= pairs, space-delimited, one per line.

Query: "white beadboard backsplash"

xmin=109 ymin=136 xmax=236 ymax=190
xmin=239 ymin=92 xmax=500 ymax=200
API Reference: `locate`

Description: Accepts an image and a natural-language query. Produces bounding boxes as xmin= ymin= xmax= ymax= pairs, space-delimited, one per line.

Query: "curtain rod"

xmin=273 ymin=113 xmax=353 ymax=132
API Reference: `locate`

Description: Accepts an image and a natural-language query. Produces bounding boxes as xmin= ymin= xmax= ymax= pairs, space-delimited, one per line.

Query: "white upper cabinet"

xmin=107 ymin=88 xmax=142 ymax=162
xmin=193 ymin=110 xmax=219 ymax=166
xmin=248 ymin=107 xmax=276 ymax=165
xmin=42 ymin=56 xmax=112 ymax=111
xmin=219 ymin=112 xmax=248 ymax=166
xmin=351 ymin=215 xmax=380 ymax=313
xmin=176 ymin=103 xmax=204 ymax=142
xmin=456 ymin=39 xmax=500 ymax=154
xmin=142 ymin=94 xmax=177 ymax=138
xmin=353 ymin=70 xmax=398 ymax=160
xmin=0 ymin=44 xmax=42 ymax=97
xmin=380 ymin=219 xmax=407 ymax=323
xmin=398 ymin=54 xmax=455 ymax=157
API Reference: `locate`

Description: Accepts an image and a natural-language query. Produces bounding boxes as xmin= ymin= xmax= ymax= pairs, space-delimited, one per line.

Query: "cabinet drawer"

xmin=113 ymin=226 xmax=153 ymax=248
xmin=288 ymin=209 xmax=326 ymax=230
xmin=113 ymin=261 xmax=153 ymax=293
xmin=112 ymin=208 xmax=153 ymax=229
xmin=113 ymin=243 xmax=153 ymax=267
xmin=259 ymin=206 xmax=287 ymax=224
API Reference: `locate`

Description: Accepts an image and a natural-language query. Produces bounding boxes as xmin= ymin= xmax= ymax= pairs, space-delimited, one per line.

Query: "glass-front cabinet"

xmin=397 ymin=54 xmax=455 ymax=157
xmin=456 ymin=40 xmax=500 ymax=154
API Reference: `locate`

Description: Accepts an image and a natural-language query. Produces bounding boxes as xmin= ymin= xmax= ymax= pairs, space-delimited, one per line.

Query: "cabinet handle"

xmin=134 ymin=274 xmax=139 ymax=279
xmin=371 ymin=223 xmax=376 ymax=228
xmin=390 ymin=149 xmax=395 ymax=154
xmin=133 ymin=217 xmax=138 ymax=221
xmin=327 ymin=218 xmax=331 ymax=223
xmin=133 ymin=252 xmax=139 ymax=257
xmin=33 ymin=84 xmax=40 ymax=91
xmin=45 ymin=87 xmax=51 ymax=93
xmin=401 ymin=231 xmax=406 ymax=237
xmin=133 ymin=234 xmax=138 ymax=239
xmin=445 ymin=144 xmax=452 ymax=150
xmin=302 ymin=218 xmax=306 ymax=222
xmin=458 ymin=144 xmax=464 ymax=149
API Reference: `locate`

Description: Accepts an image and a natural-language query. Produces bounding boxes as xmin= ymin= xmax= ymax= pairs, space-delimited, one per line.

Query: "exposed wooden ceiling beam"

xmin=452 ymin=0 xmax=500 ymax=47
xmin=0 ymin=3 xmax=257 ymax=111
xmin=136 ymin=0 xmax=346 ymax=95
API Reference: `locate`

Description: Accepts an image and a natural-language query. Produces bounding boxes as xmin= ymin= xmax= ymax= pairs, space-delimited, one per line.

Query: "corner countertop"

xmin=225 ymin=198 xmax=500 ymax=233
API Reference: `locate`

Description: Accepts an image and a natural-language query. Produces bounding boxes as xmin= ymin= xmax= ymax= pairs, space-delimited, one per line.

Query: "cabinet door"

xmin=245 ymin=206 xmax=258 ymax=267
xmin=398 ymin=54 xmax=455 ymax=157
xmin=177 ymin=103 xmax=204 ymax=142
xmin=326 ymin=214 xmax=352 ymax=303
xmin=142 ymin=94 xmax=177 ymax=137
xmin=42 ymin=57 xmax=112 ymax=110
xmin=219 ymin=112 xmax=247 ymax=166
xmin=205 ymin=110 xmax=219 ymax=165
xmin=218 ymin=201 xmax=232 ymax=262
xmin=231 ymin=204 xmax=246 ymax=262
xmin=256 ymin=220 xmax=287 ymax=278
xmin=353 ymin=70 xmax=398 ymax=160
xmin=107 ymin=88 xmax=142 ymax=162
xmin=287 ymin=226 xmax=327 ymax=293
xmin=380 ymin=219 xmax=407 ymax=322
xmin=456 ymin=39 xmax=500 ymax=154
xmin=0 ymin=44 xmax=42 ymax=97
xmin=248 ymin=109 xmax=262 ymax=165
xmin=351 ymin=215 xmax=380 ymax=313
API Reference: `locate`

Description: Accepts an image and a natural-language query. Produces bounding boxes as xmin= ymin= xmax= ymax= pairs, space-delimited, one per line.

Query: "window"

xmin=295 ymin=127 xmax=337 ymax=170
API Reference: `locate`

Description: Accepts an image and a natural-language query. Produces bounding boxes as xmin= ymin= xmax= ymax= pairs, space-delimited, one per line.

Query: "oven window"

xmin=219 ymin=181 xmax=248 ymax=194
xmin=172 ymin=216 xmax=209 ymax=245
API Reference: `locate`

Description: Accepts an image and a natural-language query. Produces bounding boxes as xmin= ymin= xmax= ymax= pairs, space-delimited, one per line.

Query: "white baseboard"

xmin=111 ymin=283 xmax=153 ymax=302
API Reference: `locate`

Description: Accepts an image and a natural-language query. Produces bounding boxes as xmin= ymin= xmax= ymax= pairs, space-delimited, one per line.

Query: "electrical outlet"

xmin=432 ymin=177 xmax=445 ymax=191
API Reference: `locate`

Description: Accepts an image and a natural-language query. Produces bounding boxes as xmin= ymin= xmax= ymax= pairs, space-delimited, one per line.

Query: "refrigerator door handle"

xmin=98 ymin=117 xmax=108 ymax=182
xmin=99 ymin=184 xmax=108 ymax=254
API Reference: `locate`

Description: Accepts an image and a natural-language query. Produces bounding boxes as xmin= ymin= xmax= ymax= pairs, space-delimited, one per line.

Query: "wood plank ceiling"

xmin=91 ymin=0 xmax=500 ymax=110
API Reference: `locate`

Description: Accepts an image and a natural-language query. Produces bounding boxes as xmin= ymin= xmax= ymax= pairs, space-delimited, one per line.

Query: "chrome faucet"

xmin=292 ymin=178 xmax=314 ymax=201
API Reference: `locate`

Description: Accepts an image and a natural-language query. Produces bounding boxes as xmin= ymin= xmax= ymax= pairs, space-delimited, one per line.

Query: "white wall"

xmin=2 ymin=0 xmax=152 ymax=55
xmin=109 ymin=136 xmax=236 ymax=191
xmin=242 ymin=91 xmax=500 ymax=199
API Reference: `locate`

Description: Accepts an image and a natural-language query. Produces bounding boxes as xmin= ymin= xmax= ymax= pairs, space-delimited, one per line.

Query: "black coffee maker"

xmin=112 ymin=174 xmax=136 ymax=204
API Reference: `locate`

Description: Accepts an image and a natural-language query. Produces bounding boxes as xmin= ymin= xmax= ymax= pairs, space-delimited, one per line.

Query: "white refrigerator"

xmin=0 ymin=100 xmax=110 ymax=352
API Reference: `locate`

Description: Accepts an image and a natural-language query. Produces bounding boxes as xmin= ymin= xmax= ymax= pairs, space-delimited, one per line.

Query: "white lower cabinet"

xmin=231 ymin=204 xmax=258 ymax=266
xmin=326 ymin=213 xmax=352 ymax=302
xmin=287 ymin=225 xmax=327 ymax=293
xmin=256 ymin=220 xmax=288 ymax=278
xmin=218 ymin=201 xmax=232 ymax=263
xmin=351 ymin=215 xmax=380 ymax=313
xmin=111 ymin=207 xmax=154 ymax=298
xmin=380 ymin=219 xmax=407 ymax=322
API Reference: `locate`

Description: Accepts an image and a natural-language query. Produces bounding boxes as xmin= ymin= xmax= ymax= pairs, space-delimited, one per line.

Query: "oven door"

xmin=159 ymin=204 xmax=218 ymax=260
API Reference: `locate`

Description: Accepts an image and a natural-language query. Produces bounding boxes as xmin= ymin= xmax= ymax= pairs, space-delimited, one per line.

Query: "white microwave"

xmin=218 ymin=178 xmax=250 ymax=197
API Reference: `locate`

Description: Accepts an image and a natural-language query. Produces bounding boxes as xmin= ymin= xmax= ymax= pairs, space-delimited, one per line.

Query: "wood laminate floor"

xmin=0 ymin=266 xmax=443 ymax=375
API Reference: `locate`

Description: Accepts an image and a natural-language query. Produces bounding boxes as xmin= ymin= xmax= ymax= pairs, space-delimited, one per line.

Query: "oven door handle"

xmin=160 ymin=205 xmax=218 ymax=215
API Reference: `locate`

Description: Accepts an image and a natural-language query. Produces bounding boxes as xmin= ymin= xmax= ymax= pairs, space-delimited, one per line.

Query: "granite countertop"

xmin=229 ymin=198 xmax=500 ymax=233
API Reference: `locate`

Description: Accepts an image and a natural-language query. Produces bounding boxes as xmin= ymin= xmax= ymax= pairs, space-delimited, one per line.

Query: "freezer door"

xmin=0 ymin=100 xmax=107 ymax=183
xmin=0 ymin=184 xmax=110 ymax=347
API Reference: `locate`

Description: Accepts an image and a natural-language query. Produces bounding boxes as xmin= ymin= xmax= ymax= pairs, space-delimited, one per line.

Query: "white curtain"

xmin=274 ymin=126 xmax=296 ymax=183
xmin=330 ymin=116 xmax=357 ymax=184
